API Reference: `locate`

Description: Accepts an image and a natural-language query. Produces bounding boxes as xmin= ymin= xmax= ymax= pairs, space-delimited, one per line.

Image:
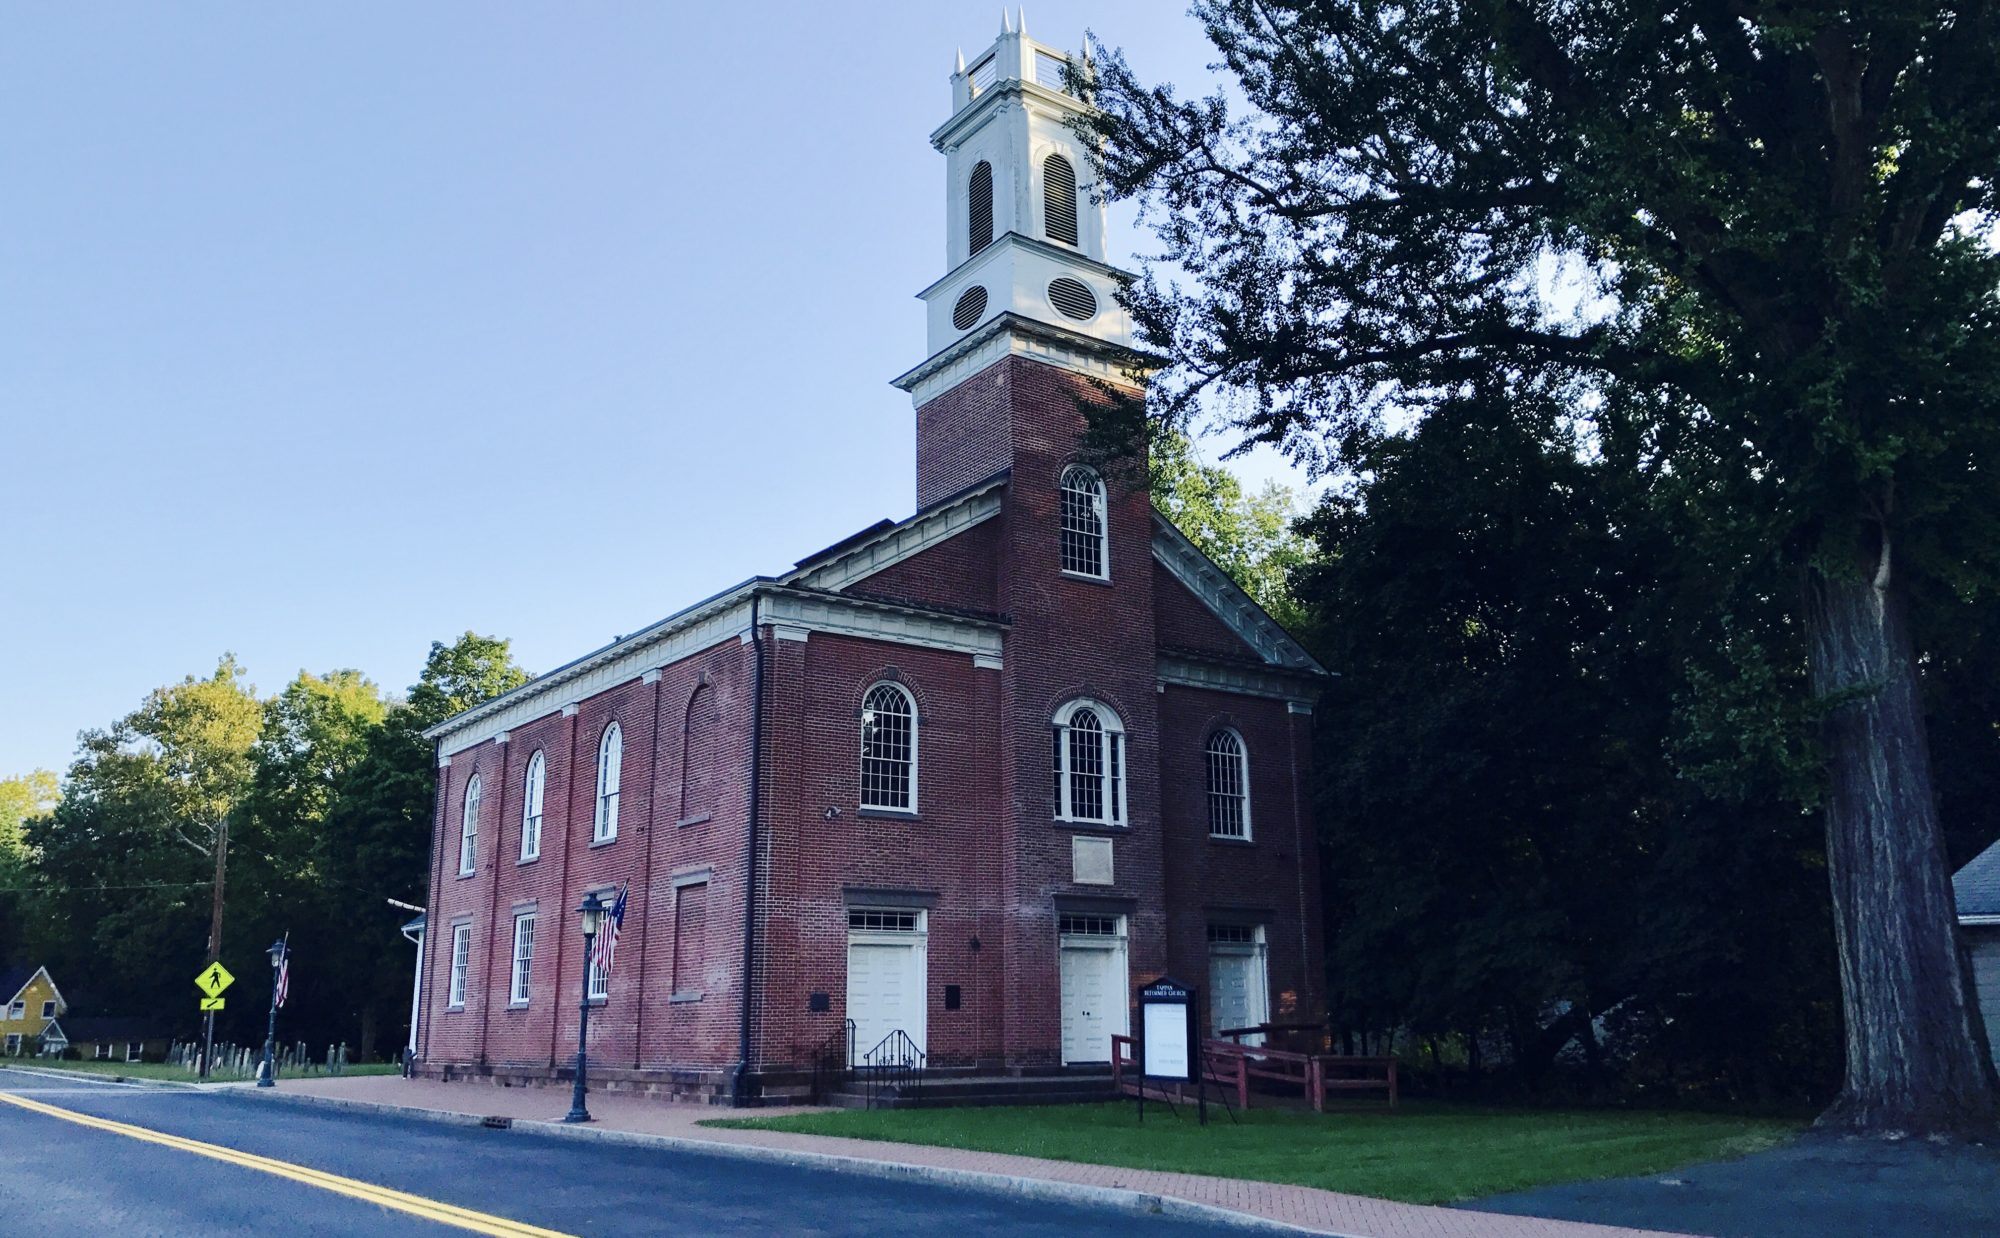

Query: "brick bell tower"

xmin=894 ymin=14 xmax=1167 ymax=1069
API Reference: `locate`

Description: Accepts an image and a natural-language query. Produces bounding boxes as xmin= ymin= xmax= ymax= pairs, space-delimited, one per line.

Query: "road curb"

xmin=0 ymin=1064 xmax=200 ymax=1090
xmin=242 ymin=1089 xmax=1344 ymax=1236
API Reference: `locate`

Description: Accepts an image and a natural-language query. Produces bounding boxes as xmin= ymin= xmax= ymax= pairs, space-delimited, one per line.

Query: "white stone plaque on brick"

xmin=1072 ymin=835 xmax=1113 ymax=885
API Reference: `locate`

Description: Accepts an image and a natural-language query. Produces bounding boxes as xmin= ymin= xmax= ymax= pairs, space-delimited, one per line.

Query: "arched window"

xmin=593 ymin=723 xmax=622 ymax=843
xmin=1052 ymin=700 xmax=1126 ymax=824
xmin=859 ymin=682 xmax=917 ymax=812
xmin=1060 ymin=465 xmax=1108 ymax=578
xmin=968 ymin=161 xmax=994 ymax=257
xmin=458 ymin=774 xmax=481 ymax=875
xmin=1043 ymin=153 xmax=1079 ymax=246
xmin=520 ymin=751 xmax=545 ymax=861
xmin=1205 ymin=730 xmax=1250 ymax=839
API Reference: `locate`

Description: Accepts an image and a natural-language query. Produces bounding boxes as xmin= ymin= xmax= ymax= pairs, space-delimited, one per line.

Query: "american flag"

xmin=592 ymin=884 xmax=629 ymax=980
xmin=274 ymin=945 xmax=290 ymax=1009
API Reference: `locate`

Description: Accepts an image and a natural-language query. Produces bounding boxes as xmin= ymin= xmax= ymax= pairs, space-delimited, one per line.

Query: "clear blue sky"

xmin=1 ymin=3 xmax=1296 ymax=779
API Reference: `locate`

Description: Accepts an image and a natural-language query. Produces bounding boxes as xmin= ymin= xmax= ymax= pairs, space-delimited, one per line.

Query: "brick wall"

xmin=418 ymin=351 xmax=1327 ymax=1091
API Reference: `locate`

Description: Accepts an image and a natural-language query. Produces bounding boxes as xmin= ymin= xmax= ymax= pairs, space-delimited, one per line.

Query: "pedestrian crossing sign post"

xmin=199 ymin=997 xmax=225 ymax=1012
xmin=195 ymin=962 xmax=235 ymax=999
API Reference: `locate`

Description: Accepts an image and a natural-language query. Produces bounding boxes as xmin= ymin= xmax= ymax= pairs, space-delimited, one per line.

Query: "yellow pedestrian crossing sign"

xmin=199 ymin=996 xmax=225 ymax=1012
xmin=195 ymin=962 xmax=235 ymax=998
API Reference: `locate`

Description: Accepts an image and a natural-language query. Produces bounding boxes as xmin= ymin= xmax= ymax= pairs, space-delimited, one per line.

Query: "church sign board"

xmin=1137 ymin=977 xmax=1196 ymax=1081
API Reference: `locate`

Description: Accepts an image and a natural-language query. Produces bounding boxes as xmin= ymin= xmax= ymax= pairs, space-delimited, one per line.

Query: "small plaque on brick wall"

xmin=1072 ymin=835 xmax=1114 ymax=885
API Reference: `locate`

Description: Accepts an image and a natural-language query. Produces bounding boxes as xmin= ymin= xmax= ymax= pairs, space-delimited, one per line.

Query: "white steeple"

xmin=897 ymin=19 xmax=1138 ymax=395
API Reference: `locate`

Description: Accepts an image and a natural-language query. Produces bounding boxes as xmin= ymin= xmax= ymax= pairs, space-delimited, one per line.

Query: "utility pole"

xmin=201 ymin=814 xmax=229 ymax=1080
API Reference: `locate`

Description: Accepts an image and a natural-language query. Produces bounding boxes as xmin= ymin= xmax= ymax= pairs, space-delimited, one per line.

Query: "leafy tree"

xmin=313 ymin=634 xmax=528 ymax=1058
xmin=0 ymin=770 xmax=58 ymax=964
xmin=1085 ymin=0 xmax=2000 ymax=1134
xmin=1301 ymin=387 xmax=1841 ymax=1101
xmin=1150 ymin=429 xmax=1312 ymax=631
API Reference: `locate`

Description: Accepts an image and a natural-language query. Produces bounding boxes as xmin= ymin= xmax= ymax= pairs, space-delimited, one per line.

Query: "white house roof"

xmin=1955 ymin=838 xmax=2000 ymax=924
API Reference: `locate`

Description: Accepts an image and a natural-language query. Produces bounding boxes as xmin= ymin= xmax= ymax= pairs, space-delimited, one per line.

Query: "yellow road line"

xmin=0 ymin=1091 xmax=575 ymax=1238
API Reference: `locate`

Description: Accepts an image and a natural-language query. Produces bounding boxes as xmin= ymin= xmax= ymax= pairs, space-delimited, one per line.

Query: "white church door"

xmin=1207 ymin=924 xmax=1269 ymax=1047
xmin=846 ymin=908 xmax=926 ymax=1067
xmin=1058 ymin=914 xmax=1128 ymax=1064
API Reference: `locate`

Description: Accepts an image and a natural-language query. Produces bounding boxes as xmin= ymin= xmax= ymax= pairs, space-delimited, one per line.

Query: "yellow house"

xmin=2 ymin=966 xmax=67 ymax=1056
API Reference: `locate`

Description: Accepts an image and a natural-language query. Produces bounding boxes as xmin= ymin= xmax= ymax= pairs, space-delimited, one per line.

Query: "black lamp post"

xmin=258 ymin=937 xmax=287 ymax=1089
xmin=563 ymin=892 xmax=607 ymax=1123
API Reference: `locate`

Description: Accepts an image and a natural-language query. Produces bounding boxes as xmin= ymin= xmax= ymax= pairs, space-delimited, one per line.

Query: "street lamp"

xmin=563 ymin=892 xmax=607 ymax=1123
xmin=258 ymin=937 xmax=287 ymax=1089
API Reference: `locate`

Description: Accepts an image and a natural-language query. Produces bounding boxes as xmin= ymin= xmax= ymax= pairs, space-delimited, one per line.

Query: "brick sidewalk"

xmin=247 ymin=1075 xmax=1698 ymax=1238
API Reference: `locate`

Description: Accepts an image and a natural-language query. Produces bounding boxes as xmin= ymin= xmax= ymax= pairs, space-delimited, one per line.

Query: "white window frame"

xmin=1052 ymin=699 xmax=1127 ymax=825
xmin=593 ymin=723 xmax=622 ymax=844
xmin=1205 ymin=729 xmax=1252 ymax=840
xmin=3 ymin=1033 xmax=18 ymax=1055
xmin=858 ymin=682 xmax=919 ymax=813
xmin=458 ymin=775 xmax=481 ymax=876
xmin=126 ymin=1042 xmax=142 ymax=1063
xmin=6 ymin=1000 xmax=22 ymax=1020
xmin=447 ymin=922 xmax=471 ymax=1009
xmin=520 ymin=750 xmax=545 ymax=862
xmin=1059 ymin=465 xmax=1109 ymax=580
xmin=510 ymin=912 xmax=535 ymax=1007
xmin=586 ymin=886 xmax=617 ymax=1001
xmin=39 ymin=1000 xmax=55 ymax=1021
xmin=94 ymin=1041 xmax=111 ymax=1060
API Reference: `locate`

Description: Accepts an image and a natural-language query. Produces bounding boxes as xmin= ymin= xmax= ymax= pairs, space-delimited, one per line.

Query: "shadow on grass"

xmin=703 ymin=1100 xmax=1800 ymax=1205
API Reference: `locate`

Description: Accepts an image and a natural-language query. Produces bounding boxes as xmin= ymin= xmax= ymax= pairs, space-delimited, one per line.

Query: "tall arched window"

xmin=593 ymin=723 xmax=622 ymax=843
xmin=859 ymin=682 xmax=917 ymax=812
xmin=520 ymin=751 xmax=545 ymax=861
xmin=1043 ymin=153 xmax=1079 ymax=246
xmin=968 ymin=161 xmax=994 ymax=256
xmin=1060 ymin=465 xmax=1108 ymax=578
xmin=1205 ymin=730 xmax=1250 ymax=839
xmin=458 ymin=774 xmax=481 ymax=875
xmin=1052 ymin=700 xmax=1126 ymax=824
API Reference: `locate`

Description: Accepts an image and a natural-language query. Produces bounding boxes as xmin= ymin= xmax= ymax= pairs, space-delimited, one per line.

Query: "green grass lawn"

xmin=705 ymin=1101 xmax=1798 ymax=1205
xmin=6 ymin=1059 xmax=402 ymax=1084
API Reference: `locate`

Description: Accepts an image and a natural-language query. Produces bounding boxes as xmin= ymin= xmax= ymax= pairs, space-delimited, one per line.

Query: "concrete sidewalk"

xmin=245 ymin=1075 xmax=1698 ymax=1238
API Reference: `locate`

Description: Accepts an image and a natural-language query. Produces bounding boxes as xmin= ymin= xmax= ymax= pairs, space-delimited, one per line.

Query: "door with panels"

xmin=845 ymin=908 xmax=927 ymax=1066
xmin=1058 ymin=914 xmax=1128 ymax=1064
xmin=1206 ymin=923 xmax=1270 ymax=1046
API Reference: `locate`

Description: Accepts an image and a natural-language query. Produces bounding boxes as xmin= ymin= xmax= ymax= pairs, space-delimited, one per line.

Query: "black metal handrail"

xmin=809 ymin=1019 xmax=856 ymax=1105
xmin=856 ymin=1028 xmax=925 ymax=1109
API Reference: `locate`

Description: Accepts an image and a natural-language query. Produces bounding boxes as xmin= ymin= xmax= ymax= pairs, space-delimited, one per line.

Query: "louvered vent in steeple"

xmin=1043 ymin=154 xmax=1078 ymax=246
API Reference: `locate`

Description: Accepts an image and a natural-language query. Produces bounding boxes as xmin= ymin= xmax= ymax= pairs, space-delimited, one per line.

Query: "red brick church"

xmin=414 ymin=18 xmax=1328 ymax=1103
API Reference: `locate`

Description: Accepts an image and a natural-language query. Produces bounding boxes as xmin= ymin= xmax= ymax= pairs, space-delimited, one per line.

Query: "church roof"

xmin=1956 ymin=838 xmax=2000 ymax=922
xmin=423 ymin=466 xmax=1326 ymax=754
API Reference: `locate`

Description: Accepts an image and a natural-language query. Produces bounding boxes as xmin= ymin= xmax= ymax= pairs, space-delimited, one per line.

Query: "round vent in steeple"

xmin=952 ymin=286 xmax=989 ymax=330
xmin=1047 ymin=277 xmax=1097 ymax=321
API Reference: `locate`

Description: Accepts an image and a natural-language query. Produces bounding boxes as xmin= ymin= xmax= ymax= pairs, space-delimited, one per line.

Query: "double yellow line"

xmin=0 ymin=1091 xmax=575 ymax=1237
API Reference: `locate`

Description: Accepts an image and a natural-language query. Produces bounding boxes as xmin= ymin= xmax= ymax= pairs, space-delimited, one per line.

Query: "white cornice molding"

xmin=427 ymin=586 xmax=1005 ymax=758
xmin=894 ymin=313 xmax=1154 ymax=407
xmin=788 ymin=478 xmax=1005 ymax=593
xmin=1158 ymin=655 xmax=1321 ymax=707
xmin=762 ymin=589 xmax=1004 ymax=662
xmin=1152 ymin=515 xmax=1326 ymax=674
xmin=429 ymin=592 xmax=756 ymax=756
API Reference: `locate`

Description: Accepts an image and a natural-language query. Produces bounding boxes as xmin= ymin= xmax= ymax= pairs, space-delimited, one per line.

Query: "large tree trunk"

xmin=1804 ymin=542 xmax=1998 ymax=1136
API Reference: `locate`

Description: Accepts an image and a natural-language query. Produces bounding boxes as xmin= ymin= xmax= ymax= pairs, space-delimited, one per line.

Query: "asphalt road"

xmin=0 ymin=1067 xmax=1240 ymax=1236
xmin=1468 ymin=1130 xmax=2000 ymax=1238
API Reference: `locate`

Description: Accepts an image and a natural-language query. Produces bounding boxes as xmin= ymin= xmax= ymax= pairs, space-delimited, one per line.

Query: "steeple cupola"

xmin=899 ymin=12 xmax=1139 ymax=391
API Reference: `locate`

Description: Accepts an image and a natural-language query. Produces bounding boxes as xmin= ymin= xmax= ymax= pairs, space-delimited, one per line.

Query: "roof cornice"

xmin=1151 ymin=513 xmax=1327 ymax=676
xmin=893 ymin=311 xmax=1159 ymax=399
